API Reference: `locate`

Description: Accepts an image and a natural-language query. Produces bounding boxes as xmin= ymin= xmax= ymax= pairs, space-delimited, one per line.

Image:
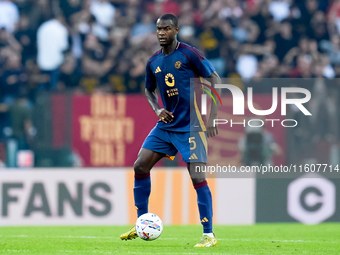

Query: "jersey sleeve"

xmin=186 ymin=47 xmax=215 ymax=78
xmin=145 ymin=59 xmax=157 ymax=90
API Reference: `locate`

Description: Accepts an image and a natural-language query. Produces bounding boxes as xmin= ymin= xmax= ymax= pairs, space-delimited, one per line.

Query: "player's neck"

xmin=162 ymin=40 xmax=178 ymax=55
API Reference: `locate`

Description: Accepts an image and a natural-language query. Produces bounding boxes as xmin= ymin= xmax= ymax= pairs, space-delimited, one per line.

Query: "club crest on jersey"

xmin=174 ymin=61 xmax=182 ymax=69
xmin=165 ymin=73 xmax=175 ymax=87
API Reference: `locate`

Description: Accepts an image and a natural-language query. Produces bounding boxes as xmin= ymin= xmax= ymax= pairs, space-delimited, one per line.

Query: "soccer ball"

xmin=135 ymin=213 xmax=163 ymax=241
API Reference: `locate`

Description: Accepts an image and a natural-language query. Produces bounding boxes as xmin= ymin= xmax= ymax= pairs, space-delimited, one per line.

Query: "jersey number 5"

xmin=189 ymin=137 xmax=196 ymax=150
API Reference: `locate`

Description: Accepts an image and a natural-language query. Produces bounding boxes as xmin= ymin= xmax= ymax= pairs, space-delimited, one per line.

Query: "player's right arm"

xmin=145 ymin=59 xmax=174 ymax=123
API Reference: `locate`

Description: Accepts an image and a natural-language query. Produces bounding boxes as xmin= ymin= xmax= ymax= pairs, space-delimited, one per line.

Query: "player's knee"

xmin=133 ymin=160 xmax=150 ymax=175
xmin=191 ymin=177 xmax=206 ymax=186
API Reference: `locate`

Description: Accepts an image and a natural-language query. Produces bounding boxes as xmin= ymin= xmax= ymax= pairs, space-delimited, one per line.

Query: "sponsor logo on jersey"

xmin=165 ymin=73 xmax=175 ymax=87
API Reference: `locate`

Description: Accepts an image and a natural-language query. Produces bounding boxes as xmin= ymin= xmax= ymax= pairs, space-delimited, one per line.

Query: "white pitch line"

xmin=2 ymin=252 xmax=247 ymax=255
xmin=0 ymin=235 xmax=28 ymax=238
xmin=1 ymin=250 xmax=118 ymax=254
xmin=0 ymin=235 xmax=319 ymax=243
xmin=0 ymin=250 xmax=31 ymax=253
xmin=217 ymin=238 xmax=312 ymax=243
xmin=56 ymin=250 xmax=118 ymax=254
xmin=0 ymin=235 xmax=113 ymax=239
xmin=59 ymin=235 xmax=113 ymax=239
xmin=1 ymin=235 xmax=338 ymax=244
xmin=127 ymin=253 xmax=253 ymax=255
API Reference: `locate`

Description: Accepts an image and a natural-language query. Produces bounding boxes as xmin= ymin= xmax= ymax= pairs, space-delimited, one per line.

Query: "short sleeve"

xmin=186 ymin=47 xmax=215 ymax=78
xmin=145 ymin=59 xmax=157 ymax=90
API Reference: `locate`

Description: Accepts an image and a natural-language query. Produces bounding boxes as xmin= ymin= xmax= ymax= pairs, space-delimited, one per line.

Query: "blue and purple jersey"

xmin=145 ymin=42 xmax=215 ymax=132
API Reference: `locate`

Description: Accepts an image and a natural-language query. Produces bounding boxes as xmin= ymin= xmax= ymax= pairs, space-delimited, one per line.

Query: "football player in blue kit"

xmin=120 ymin=14 xmax=221 ymax=247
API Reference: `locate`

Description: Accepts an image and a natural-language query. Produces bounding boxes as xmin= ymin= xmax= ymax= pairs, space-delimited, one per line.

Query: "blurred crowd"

xmin=1 ymin=0 xmax=340 ymax=97
xmin=1 ymin=0 xmax=340 ymax=166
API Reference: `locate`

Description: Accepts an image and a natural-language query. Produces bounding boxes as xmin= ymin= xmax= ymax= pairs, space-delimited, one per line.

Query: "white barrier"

xmin=0 ymin=169 xmax=128 ymax=226
xmin=0 ymin=168 xmax=256 ymax=226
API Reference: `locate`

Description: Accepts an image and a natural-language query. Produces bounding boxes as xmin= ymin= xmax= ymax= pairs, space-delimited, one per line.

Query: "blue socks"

xmin=134 ymin=173 xmax=151 ymax=217
xmin=195 ymin=180 xmax=213 ymax=234
xmin=134 ymin=174 xmax=213 ymax=234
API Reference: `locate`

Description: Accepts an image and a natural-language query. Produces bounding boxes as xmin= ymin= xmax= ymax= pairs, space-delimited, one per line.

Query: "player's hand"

xmin=156 ymin=108 xmax=174 ymax=123
xmin=207 ymin=115 xmax=218 ymax=137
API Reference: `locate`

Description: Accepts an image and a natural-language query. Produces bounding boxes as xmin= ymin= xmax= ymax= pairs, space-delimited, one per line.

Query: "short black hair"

xmin=158 ymin=14 xmax=178 ymax=28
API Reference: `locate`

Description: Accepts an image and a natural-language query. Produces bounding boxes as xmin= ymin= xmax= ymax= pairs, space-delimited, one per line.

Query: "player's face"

xmin=156 ymin=19 xmax=179 ymax=46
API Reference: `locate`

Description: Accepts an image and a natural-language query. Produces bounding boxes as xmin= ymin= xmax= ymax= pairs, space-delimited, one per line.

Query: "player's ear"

xmin=175 ymin=26 xmax=179 ymax=35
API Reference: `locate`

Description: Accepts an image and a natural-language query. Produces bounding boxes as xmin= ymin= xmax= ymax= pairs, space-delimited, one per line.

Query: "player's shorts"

xmin=142 ymin=125 xmax=207 ymax=163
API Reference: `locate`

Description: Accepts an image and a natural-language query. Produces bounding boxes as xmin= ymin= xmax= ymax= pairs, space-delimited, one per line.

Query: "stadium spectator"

xmin=193 ymin=0 xmax=218 ymax=27
xmin=108 ymin=54 xmax=130 ymax=93
xmin=178 ymin=25 xmax=197 ymax=45
xmin=237 ymin=39 xmax=276 ymax=79
xmin=28 ymin=0 xmax=53 ymax=30
xmin=14 ymin=15 xmax=36 ymax=65
xmin=320 ymin=34 xmax=340 ymax=67
xmin=59 ymin=0 xmax=83 ymax=24
xmin=5 ymin=89 xmax=35 ymax=167
xmin=37 ymin=12 xmax=69 ymax=90
xmin=234 ymin=16 xmax=259 ymax=44
xmin=130 ymin=13 xmax=156 ymax=45
xmin=0 ymin=27 xmax=22 ymax=53
xmin=146 ymin=0 xmax=180 ymax=19
xmin=72 ymin=1 xmax=109 ymax=41
xmin=283 ymin=36 xmax=310 ymax=65
xmin=255 ymin=54 xmax=280 ymax=78
xmin=219 ymin=0 xmax=244 ymax=27
xmin=59 ymin=53 xmax=82 ymax=90
xmin=90 ymin=0 xmax=116 ymax=28
xmin=81 ymin=33 xmax=113 ymax=92
xmin=307 ymin=11 xmax=329 ymax=43
xmin=9 ymin=91 xmax=35 ymax=151
xmin=0 ymin=0 xmax=20 ymax=33
xmin=128 ymin=51 xmax=149 ymax=93
xmin=301 ymin=0 xmax=319 ymax=25
xmin=198 ymin=16 xmax=226 ymax=76
xmin=0 ymin=53 xmax=28 ymax=106
xmin=249 ymin=0 xmax=273 ymax=44
xmin=269 ymin=0 xmax=290 ymax=22
xmin=290 ymin=54 xmax=314 ymax=78
xmin=274 ymin=21 xmax=298 ymax=62
xmin=236 ymin=54 xmax=258 ymax=79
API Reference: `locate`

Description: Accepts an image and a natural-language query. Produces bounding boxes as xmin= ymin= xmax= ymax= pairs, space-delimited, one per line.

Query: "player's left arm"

xmin=206 ymin=71 xmax=221 ymax=138
xmin=185 ymin=47 xmax=221 ymax=137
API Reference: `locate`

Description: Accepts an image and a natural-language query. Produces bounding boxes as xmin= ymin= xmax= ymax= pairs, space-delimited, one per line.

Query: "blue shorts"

xmin=142 ymin=125 xmax=207 ymax=163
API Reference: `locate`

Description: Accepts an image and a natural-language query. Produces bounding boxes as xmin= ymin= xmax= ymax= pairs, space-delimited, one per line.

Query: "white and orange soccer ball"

xmin=135 ymin=213 xmax=163 ymax=241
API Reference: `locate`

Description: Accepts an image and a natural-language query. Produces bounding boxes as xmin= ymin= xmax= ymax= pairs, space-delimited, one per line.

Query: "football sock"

xmin=134 ymin=173 xmax=151 ymax=217
xmin=204 ymin=233 xmax=215 ymax=238
xmin=194 ymin=180 xmax=213 ymax=234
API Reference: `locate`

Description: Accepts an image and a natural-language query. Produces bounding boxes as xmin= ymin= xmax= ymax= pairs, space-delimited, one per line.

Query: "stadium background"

xmin=0 ymin=0 xmax=340 ymax=226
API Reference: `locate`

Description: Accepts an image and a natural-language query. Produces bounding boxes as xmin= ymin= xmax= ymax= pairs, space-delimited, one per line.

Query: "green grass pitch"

xmin=0 ymin=224 xmax=339 ymax=254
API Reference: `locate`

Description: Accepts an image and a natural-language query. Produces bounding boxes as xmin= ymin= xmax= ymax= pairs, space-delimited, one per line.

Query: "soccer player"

xmin=120 ymin=14 xmax=221 ymax=247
